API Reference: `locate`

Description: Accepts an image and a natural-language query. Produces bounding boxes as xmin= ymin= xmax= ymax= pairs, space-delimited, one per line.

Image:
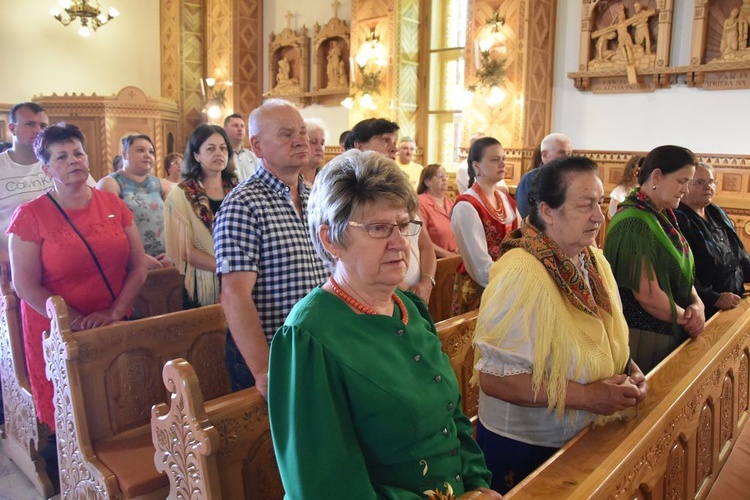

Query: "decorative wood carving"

xmin=436 ymin=311 xmax=479 ymax=421
xmin=739 ymin=350 xmax=749 ymax=414
xmin=719 ymin=374 xmax=734 ymax=457
xmin=33 ymin=86 xmax=179 ymax=180
xmin=394 ymin=0 xmax=420 ymax=140
xmin=0 ymin=267 xmax=54 ymax=498
xmin=233 ymin=0 xmax=264 ymax=115
xmin=180 ymin=0 xmax=206 ymax=142
xmin=265 ymin=13 xmax=310 ymax=103
xmin=309 ymin=12 xmax=351 ymax=106
xmin=688 ymin=0 xmax=750 ymax=89
xmin=695 ymin=403 xmax=713 ymax=494
xmin=569 ymin=0 xmax=677 ymax=93
xmin=664 ymin=439 xmax=686 ymax=499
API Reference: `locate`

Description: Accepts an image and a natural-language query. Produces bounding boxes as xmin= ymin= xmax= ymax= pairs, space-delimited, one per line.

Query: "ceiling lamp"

xmin=49 ymin=1 xmax=120 ymax=37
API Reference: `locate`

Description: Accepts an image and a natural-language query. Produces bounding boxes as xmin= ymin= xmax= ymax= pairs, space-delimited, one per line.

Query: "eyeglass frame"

xmin=347 ymin=220 xmax=423 ymax=239
xmin=690 ymin=179 xmax=717 ymax=188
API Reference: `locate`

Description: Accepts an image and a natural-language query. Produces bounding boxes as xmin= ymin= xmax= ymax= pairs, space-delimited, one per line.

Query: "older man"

xmin=345 ymin=117 xmax=437 ymax=303
xmin=395 ymin=137 xmax=423 ymax=190
xmin=213 ymin=99 xmax=328 ymax=398
xmin=514 ymin=132 xmax=573 ymax=218
xmin=223 ymin=113 xmax=258 ymax=181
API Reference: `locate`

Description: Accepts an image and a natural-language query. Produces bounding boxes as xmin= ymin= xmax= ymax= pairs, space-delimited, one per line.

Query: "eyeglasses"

xmin=348 ymin=220 xmax=423 ymax=239
xmin=690 ymin=179 xmax=717 ymax=188
xmin=433 ymin=173 xmax=448 ymax=179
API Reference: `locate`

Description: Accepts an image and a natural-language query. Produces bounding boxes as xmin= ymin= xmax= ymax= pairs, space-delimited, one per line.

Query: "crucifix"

xmin=285 ymin=10 xmax=294 ymax=30
xmin=332 ymin=0 xmax=341 ymax=18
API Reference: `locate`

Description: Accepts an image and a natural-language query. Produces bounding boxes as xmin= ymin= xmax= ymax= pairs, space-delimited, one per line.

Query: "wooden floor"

xmin=706 ymin=419 xmax=750 ymax=500
xmin=0 ymin=441 xmax=51 ymax=500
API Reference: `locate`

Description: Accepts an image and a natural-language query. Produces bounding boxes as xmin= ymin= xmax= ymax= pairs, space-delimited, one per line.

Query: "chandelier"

xmin=49 ymin=0 xmax=120 ymax=37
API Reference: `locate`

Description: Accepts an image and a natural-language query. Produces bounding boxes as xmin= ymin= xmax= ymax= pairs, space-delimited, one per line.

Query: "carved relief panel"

xmin=688 ymin=0 xmax=750 ymax=89
xmin=311 ymin=16 xmax=351 ymax=105
xmin=266 ymin=16 xmax=310 ymax=102
xmin=569 ymin=0 xmax=676 ymax=93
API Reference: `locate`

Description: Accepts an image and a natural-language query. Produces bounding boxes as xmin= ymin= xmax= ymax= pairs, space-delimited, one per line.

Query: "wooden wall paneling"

xmin=181 ymin=0 xmax=206 ymax=141
xmin=205 ymin=0 xmax=234 ymax=120
xmin=522 ymin=0 xmax=556 ymax=149
xmin=232 ymin=0 xmax=263 ymax=116
xmin=395 ymin=0 xmax=420 ymax=140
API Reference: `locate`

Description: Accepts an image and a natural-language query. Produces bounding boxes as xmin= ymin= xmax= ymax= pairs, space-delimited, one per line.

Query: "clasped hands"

xmin=679 ymin=302 xmax=705 ymax=338
xmin=584 ymin=361 xmax=647 ymax=416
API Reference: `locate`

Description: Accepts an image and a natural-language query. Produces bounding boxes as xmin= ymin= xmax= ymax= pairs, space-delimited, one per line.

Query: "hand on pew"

xmin=69 ymin=306 xmax=124 ymax=331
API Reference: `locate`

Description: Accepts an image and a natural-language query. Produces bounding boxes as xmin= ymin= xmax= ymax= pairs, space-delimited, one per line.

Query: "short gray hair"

xmin=540 ymin=132 xmax=570 ymax=154
xmin=304 ymin=117 xmax=330 ymax=143
xmin=248 ymin=98 xmax=296 ymax=138
xmin=308 ymin=149 xmax=418 ymax=269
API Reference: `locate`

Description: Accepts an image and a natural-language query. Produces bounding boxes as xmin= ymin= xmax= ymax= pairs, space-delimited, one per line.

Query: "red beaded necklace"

xmin=472 ymin=182 xmax=506 ymax=223
xmin=328 ymin=276 xmax=409 ymax=325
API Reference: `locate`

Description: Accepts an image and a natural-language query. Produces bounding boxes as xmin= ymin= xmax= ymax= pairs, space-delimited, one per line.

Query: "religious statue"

xmin=632 ymin=2 xmax=652 ymax=55
xmin=614 ymin=4 xmax=635 ymax=63
xmin=337 ymin=59 xmax=348 ymax=87
xmin=277 ymin=56 xmax=291 ymax=85
xmin=594 ymin=30 xmax=617 ymax=61
xmin=326 ymin=41 xmax=345 ymax=89
xmin=589 ymin=1 xmax=656 ymax=70
xmin=721 ymin=8 xmax=741 ymax=58
xmin=739 ymin=0 xmax=750 ymax=49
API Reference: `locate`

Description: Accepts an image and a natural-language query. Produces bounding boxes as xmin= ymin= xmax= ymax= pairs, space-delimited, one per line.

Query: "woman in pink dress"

xmin=417 ymin=164 xmax=458 ymax=258
xmin=450 ymin=137 xmax=521 ymax=314
xmin=7 ymin=123 xmax=147 ymax=430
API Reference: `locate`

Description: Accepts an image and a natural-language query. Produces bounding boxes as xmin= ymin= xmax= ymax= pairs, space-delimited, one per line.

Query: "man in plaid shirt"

xmin=213 ymin=99 xmax=328 ymax=398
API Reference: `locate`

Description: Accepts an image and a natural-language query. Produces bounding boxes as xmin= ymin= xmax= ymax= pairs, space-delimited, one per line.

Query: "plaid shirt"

xmin=214 ymin=165 xmax=328 ymax=342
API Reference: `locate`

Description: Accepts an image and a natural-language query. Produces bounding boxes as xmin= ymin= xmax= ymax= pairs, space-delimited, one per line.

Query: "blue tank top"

xmin=110 ymin=171 xmax=166 ymax=256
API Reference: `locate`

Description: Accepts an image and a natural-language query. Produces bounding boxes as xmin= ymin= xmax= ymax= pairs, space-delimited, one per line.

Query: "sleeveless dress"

xmin=110 ymin=171 xmax=166 ymax=256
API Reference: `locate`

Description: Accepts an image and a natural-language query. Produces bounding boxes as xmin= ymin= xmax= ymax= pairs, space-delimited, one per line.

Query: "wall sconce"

xmin=49 ymin=0 xmax=120 ymax=37
xmin=468 ymin=11 xmax=508 ymax=106
xmin=341 ymin=27 xmax=387 ymax=110
xmin=200 ymin=77 xmax=233 ymax=121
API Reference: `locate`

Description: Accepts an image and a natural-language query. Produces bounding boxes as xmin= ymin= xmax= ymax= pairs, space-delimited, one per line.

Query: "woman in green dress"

xmin=604 ymin=145 xmax=705 ymax=373
xmin=268 ymin=150 xmax=500 ymax=499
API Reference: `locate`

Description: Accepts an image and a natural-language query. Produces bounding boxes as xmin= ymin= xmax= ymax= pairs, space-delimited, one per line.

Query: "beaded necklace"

xmin=328 ymin=276 xmax=409 ymax=325
xmin=472 ymin=182 xmax=506 ymax=223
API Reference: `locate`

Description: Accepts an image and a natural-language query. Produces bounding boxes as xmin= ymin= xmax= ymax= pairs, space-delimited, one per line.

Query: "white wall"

xmin=0 ymin=0 xmax=160 ymax=104
xmin=552 ymin=0 xmax=750 ymax=154
xmin=263 ymin=1 xmax=352 ymax=142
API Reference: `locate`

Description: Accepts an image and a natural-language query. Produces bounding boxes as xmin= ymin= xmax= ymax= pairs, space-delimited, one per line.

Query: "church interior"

xmin=2 ymin=0 xmax=750 ymax=498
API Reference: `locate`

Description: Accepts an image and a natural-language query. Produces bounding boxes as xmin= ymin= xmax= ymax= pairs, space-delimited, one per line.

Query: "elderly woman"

xmin=676 ymin=163 xmax=750 ymax=318
xmin=451 ymin=137 xmax=520 ymax=314
xmin=302 ymin=118 xmax=328 ymax=188
xmin=163 ymin=152 xmax=183 ymax=185
xmin=604 ymin=145 xmax=705 ymax=373
xmin=418 ymin=164 xmax=458 ymax=258
xmin=165 ymin=125 xmax=237 ymax=309
xmin=473 ymin=157 xmax=646 ymax=493
xmin=7 ymin=123 xmax=147 ymax=430
xmin=96 ymin=134 xmax=172 ymax=270
xmin=268 ymin=150 xmax=500 ymax=499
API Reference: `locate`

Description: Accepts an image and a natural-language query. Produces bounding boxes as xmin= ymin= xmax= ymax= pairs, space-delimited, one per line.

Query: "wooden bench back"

xmin=506 ymin=299 xmax=750 ymax=498
xmin=44 ymin=298 xmax=229 ymax=443
xmin=428 ymin=254 xmax=462 ymax=323
xmin=0 ymin=264 xmax=54 ymax=497
xmin=132 ymin=267 xmax=183 ymax=317
xmin=436 ymin=309 xmax=478 ymax=419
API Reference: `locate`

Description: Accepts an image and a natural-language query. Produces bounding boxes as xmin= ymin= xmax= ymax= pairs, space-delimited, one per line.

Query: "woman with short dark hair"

xmin=164 ymin=124 xmax=237 ymax=308
xmin=604 ymin=145 xmax=705 ymax=372
xmin=474 ymin=156 xmax=645 ymax=493
xmin=417 ymin=164 xmax=458 ymax=257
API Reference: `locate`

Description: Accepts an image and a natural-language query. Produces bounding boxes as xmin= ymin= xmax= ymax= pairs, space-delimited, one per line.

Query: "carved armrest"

xmin=152 ymin=358 xmax=222 ymax=499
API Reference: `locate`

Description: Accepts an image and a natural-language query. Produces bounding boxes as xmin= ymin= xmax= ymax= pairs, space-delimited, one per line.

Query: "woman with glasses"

xmin=268 ymin=150 xmax=500 ymax=499
xmin=604 ymin=145 xmax=705 ymax=373
xmin=676 ymin=163 xmax=750 ymax=318
xmin=451 ymin=137 xmax=521 ymax=315
xmin=418 ymin=164 xmax=458 ymax=257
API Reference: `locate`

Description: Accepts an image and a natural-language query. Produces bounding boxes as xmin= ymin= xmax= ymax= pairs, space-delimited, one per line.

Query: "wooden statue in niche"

xmin=266 ymin=11 xmax=310 ymax=100
xmin=589 ymin=1 xmax=657 ymax=71
xmin=310 ymin=4 xmax=350 ymax=106
xmin=717 ymin=2 xmax=750 ymax=61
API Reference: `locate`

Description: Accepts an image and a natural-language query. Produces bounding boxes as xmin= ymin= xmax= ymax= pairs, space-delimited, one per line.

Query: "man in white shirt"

xmin=0 ymin=102 xmax=51 ymax=265
xmin=224 ymin=113 xmax=258 ymax=181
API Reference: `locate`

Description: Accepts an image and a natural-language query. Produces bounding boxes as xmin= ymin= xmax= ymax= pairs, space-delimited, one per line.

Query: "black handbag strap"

xmin=46 ymin=191 xmax=117 ymax=301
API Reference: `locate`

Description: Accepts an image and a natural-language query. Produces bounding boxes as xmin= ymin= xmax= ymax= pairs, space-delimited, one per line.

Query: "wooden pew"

xmin=132 ymin=267 xmax=183 ymax=318
xmin=152 ymin=359 xmax=284 ymax=500
xmin=436 ymin=310 xmax=479 ymax=421
xmin=428 ymin=254 xmax=462 ymax=323
xmin=43 ymin=297 xmax=229 ymax=498
xmin=150 ymin=309 xmax=481 ymax=500
xmin=506 ymin=299 xmax=750 ymax=499
xmin=0 ymin=265 xmax=55 ymax=498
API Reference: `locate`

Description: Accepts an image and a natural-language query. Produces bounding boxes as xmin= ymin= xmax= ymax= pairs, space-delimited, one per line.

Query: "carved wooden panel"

xmin=719 ymin=374 xmax=734 ymax=458
xmin=664 ymin=439 xmax=687 ymax=499
xmin=739 ymin=350 xmax=749 ymax=414
xmin=265 ymin=22 xmax=310 ymax=102
xmin=106 ymin=350 xmax=165 ymax=435
xmin=695 ymin=402 xmax=713 ymax=495
xmin=160 ymin=0 xmax=182 ymax=105
xmin=189 ymin=332 xmax=231 ymax=401
xmin=233 ymin=0 xmax=264 ymax=115
xmin=206 ymin=0 xmax=235 ymax=119
xmin=181 ymin=0 xmax=205 ymax=138
xmin=311 ymin=15 xmax=351 ymax=106
xmin=395 ymin=0 xmax=420 ymax=140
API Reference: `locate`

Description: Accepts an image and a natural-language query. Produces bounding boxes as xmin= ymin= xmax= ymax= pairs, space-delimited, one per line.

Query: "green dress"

xmin=268 ymin=287 xmax=491 ymax=499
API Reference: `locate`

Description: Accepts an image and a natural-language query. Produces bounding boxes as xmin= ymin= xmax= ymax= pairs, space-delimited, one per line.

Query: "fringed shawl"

xmin=473 ymin=225 xmax=630 ymax=424
xmin=164 ymin=180 xmax=232 ymax=306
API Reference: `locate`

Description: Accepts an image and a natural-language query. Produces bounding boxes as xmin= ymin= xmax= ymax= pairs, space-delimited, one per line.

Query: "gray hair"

xmin=308 ymin=149 xmax=418 ymax=270
xmin=540 ymin=132 xmax=571 ymax=154
xmin=248 ymin=98 xmax=297 ymax=138
xmin=304 ymin=117 xmax=330 ymax=143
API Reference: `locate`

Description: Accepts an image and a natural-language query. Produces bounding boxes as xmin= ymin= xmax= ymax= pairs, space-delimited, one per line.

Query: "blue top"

xmin=110 ymin=171 xmax=165 ymax=256
xmin=514 ymin=169 xmax=540 ymax=219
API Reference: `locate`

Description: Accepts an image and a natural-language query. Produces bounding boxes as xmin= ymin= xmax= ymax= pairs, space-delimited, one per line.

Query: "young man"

xmin=223 ymin=113 xmax=258 ymax=181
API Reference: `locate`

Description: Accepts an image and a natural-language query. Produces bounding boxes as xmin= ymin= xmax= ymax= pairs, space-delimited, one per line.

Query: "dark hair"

xmin=530 ymin=144 xmax=543 ymax=171
xmin=618 ymin=155 xmax=644 ymax=188
xmin=467 ymin=137 xmax=502 ymax=188
xmin=528 ymin=156 xmax=599 ymax=230
xmin=121 ymin=134 xmax=155 ymax=155
xmin=182 ymin=124 xmax=237 ymax=183
xmin=339 ymin=130 xmax=350 ymax=146
xmin=164 ymin=152 xmax=183 ymax=176
xmin=638 ymin=145 xmax=697 ymax=186
xmin=417 ymin=164 xmax=443 ymax=195
xmin=223 ymin=113 xmax=243 ymax=127
xmin=112 ymin=154 xmax=123 ymax=172
xmin=10 ymin=102 xmax=45 ymax=124
xmin=33 ymin=122 xmax=86 ymax=164
xmin=345 ymin=118 xmax=399 ymax=150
